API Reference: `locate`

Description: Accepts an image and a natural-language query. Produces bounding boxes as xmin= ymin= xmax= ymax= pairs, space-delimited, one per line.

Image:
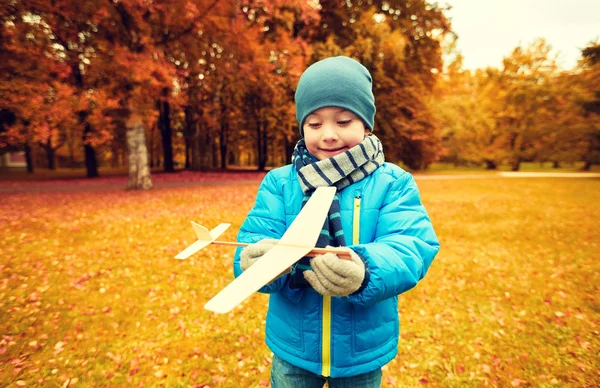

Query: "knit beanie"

xmin=295 ymin=56 xmax=376 ymax=137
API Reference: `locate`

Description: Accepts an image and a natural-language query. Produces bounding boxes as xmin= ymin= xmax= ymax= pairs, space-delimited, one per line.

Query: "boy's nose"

xmin=321 ymin=123 xmax=339 ymax=141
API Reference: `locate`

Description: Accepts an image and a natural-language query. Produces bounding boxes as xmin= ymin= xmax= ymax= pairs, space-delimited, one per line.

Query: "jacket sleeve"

xmin=348 ymin=172 xmax=440 ymax=306
xmin=233 ymin=171 xmax=288 ymax=294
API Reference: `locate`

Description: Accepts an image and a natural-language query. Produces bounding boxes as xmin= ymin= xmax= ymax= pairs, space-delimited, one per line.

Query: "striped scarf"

xmin=288 ymin=134 xmax=385 ymax=289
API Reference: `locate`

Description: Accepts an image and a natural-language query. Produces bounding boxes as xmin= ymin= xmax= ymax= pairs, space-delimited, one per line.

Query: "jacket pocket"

xmin=266 ymin=292 xmax=305 ymax=352
xmin=351 ymin=297 xmax=398 ymax=355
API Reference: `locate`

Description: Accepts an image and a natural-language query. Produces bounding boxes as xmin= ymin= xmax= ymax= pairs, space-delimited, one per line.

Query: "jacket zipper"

xmin=353 ymin=195 xmax=361 ymax=244
xmin=321 ymin=195 xmax=361 ymax=377
xmin=322 ymin=294 xmax=331 ymax=376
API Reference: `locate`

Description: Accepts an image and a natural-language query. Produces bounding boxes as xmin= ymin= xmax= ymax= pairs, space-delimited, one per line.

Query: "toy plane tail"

xmin=174 ymin=223 xmax=231 ymax=260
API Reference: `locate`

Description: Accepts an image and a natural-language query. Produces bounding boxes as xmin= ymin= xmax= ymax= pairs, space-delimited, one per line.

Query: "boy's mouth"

xmin=320 ymin=146 xmax=347 ymax=152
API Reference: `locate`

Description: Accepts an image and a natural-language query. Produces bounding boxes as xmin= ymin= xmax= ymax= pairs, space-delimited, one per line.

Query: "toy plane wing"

xmin=203 ymin=186 xmax=338 ymax=314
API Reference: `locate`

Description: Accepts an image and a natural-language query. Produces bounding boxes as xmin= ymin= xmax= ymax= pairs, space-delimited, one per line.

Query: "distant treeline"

xmin=1 ymin=1 xmax=598 ymax=188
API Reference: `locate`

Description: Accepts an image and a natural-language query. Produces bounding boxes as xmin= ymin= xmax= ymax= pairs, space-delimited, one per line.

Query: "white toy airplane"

xmin=174 ymin=186 xmax=352 ymax=314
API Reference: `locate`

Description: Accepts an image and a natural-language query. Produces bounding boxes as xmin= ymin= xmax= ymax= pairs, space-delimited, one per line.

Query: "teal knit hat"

xmin=295 ymin=56 xmax=376 ymax=136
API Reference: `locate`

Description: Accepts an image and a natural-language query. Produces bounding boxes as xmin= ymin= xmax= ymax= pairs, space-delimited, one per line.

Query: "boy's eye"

xmin=337 ymin=119 xmax=352 ymax=126
xmin=307 ymin=123 xmax=321 ymax=129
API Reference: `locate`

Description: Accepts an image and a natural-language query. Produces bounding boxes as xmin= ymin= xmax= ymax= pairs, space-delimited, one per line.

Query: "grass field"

xmin=419 ymin=162 xmax=600 ymax=175
xmin=1 ymin=177 xmax=598 ymax=387
xmin=1 ymin=162 xmax=598 ymax=182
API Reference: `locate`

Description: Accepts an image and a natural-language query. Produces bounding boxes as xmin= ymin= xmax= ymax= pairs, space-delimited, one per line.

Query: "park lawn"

xmin=0 ymin=177 xmax=598 ymax=387
xmin=415 ymin=162 xmax=600 ymax=175
xmin=1 ymin=162 xmax=599 ymax=182
xmin=0 ymin=167 xmax=135 ymax=182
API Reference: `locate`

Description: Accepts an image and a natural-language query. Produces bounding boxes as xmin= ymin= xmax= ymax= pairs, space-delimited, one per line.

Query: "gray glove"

xmin=240 ymin=239 xmax=279 ymax=271
xmin=303 ymin=250 xmax=365 ymax=296
xmin=240 ymin=239 xmax=291 ymax=282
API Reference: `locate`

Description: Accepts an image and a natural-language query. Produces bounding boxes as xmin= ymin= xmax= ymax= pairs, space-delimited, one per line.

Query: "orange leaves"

xmin=54 ymin=341 xmax=66 ymax=355
xmin=511 ymin=378 xmax=528 ymax=386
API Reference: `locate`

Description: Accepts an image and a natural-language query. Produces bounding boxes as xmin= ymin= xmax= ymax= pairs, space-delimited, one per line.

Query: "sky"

xmin=444 ymin=0 xmax=600 ymax=70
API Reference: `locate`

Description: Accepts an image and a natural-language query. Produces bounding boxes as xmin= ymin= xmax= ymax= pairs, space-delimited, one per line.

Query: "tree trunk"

xmin=261 ymin=126 xmax=268 ymax=170
xmin=111 ymin=144 xmax=120 ymax=168
xmin=184 ymin=105 xmax=195 ymax=170
xmin=484 ymin=160 xmax=497 ymax=170
xmin=158 ymin=100 xmax=175 ymax=172
xmin=220 ymin=145 xmax=227 ymax=169
xmin=68 ymin=132 xmax=76 ymax=166
xmin=212 ymin=134 xmax=218 ymax=168
xmin=83 ymin=123 xmax=99 ymax=178
xmin=84 ymin=143 xmax=98 ymax=177
xmin=510 ymin=157 xmax=521 ymax=171
xmin=220 ymin=122 xmax=228 ymax=169
xmin=190 ymin=123 xmax=205 ymax=171
xmin=552 ymin=160 xmax=560 ymax=169
xmin=253 ymin=100 xmax=268 ymax=171
xmin=44 ymin=138 xmax=56 ymax=170
xmin=48 ymin=149 xmax=55 ymax=169
xmin=582 ymin=160 xmax=592 ymax=171
xmin=74 ymin=65 xmax=98 ymax=174
xmin=185 ymin=141 xmax=191 ymax=169
xmin=257 ymin=117 xmax=268 ymax=171
xmin=191 ymin=127 xmax=203 ymax=170
xmin=24 ymin=142 xmax=33 ymax=173
xmin=126 ymin=114 xmax=153 ymax=190
xmin=256 ymin=122 xmax=264 ymax=171
xmin=284 ymin=136 xmax=295 ymax=164
xmin=184 ymin=114 xmax=191 ymax=169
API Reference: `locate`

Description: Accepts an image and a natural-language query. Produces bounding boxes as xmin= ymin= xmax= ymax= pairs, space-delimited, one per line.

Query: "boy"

xmin=233 ymin=56 xmax=440 ymax=387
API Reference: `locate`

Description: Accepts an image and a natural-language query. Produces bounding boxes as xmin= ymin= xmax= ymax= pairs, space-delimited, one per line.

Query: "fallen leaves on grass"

xmin=0 ymin=178 xmax=598 ymax=387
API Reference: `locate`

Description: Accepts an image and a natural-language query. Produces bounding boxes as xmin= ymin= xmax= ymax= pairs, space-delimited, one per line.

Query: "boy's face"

xmin=303 ymin=107 xmax=369 ymax=160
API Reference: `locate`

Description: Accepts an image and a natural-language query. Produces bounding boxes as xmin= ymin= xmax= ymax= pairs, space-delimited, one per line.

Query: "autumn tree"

xmin=2 ymin=1 xmax=122 ymax=177
xmin=530 ymin=69 xmax=592 ymax=167
xmin=432 ymin=37 xmax=600 ymax=170
xmin=308 ymin=0 xmax=450 ymax=169
xmin=177 ymin=23 xmax=224 ymax=171
xmin=156 ymin=0 xmax=317 ymax=172
xmin=430 ymin=56 xmax=509 ymax=169
xmin=231 ymin=0 xmax=318 ymax=170
xmin=0 ymin=7 xmax=81 ymax=172
xmin=148 ymin=1 xmax=242 ymax=173
xmin=490 ymin=39 xmax=562 ymax=170
xmin=577 ymin=43 xmax=600 ymax=170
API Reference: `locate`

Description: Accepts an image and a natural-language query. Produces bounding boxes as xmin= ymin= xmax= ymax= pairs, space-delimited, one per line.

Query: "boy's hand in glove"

xmin=240 ymin=239 xmax=291 ymax=282
xmin=303 ymin=250 xmax=365 ymax=296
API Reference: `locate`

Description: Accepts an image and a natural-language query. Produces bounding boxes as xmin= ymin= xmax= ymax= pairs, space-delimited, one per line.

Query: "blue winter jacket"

xmin=233 ymin=162 xmax=439 ymax=378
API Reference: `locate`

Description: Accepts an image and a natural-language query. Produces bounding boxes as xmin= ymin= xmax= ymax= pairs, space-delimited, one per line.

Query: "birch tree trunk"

xmin=126 ymin=114 xmax=153 ymax=190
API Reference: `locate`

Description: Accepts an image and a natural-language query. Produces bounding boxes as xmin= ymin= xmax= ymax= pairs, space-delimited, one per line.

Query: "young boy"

xmin=233 ymin=56 xmax=440 ymax=387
